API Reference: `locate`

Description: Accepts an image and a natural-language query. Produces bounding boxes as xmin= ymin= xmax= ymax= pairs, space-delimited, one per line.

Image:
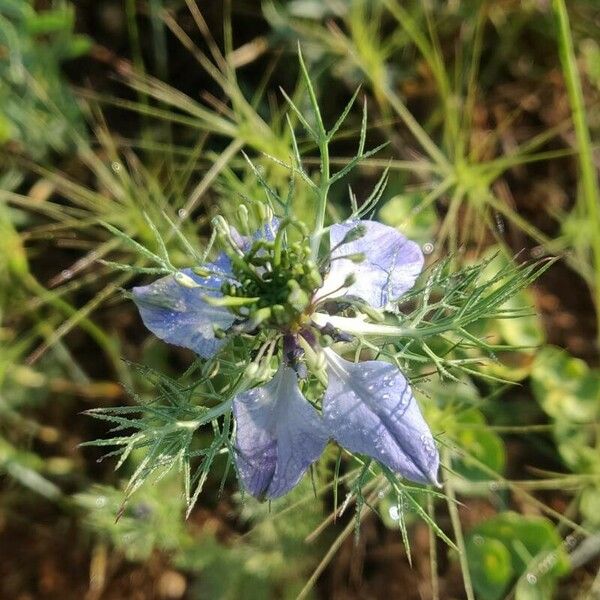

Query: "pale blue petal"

xmin=232 ymin=364 xmax=328 ymax=499
xmin=233 ymin=216 xmax=281 ymax=252
xmin=132 ymin=263 xmax=235 ymax=359
xmin=323 ymin=349 xmax=439 ymax=485
xmin=317 ymin=220 xmax=424 ymax=309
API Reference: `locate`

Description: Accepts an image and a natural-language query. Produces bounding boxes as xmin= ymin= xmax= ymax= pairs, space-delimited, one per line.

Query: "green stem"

xmin=296 ymin=46 xmax=331 ymax=260
xmin=427 ymin=494 xmax=440 ymax=600
xmin=443 ymin=449 xmax=476 ymax=600
xmin=310 ymin=129 xmax=331 ymax=260
xmin=553 ymin=0 xmax=600 ymax=345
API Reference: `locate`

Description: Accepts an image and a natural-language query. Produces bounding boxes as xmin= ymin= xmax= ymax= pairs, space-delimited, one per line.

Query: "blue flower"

xmin=132 ymin=218 xmax=439 ymax=499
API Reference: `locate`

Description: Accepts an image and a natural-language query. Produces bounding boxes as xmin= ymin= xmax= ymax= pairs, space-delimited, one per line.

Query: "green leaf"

xmin=553 ymin=420 xmax=598 ymax=474
xmin=378 ymin=192 xmax=438 ymax=244
xmin=467 ymin=513 xmax=569 ymax=600
xmin=466 ymin=535 xmax=513 ymax=600
xmin=65 ymin=34 xmax=92 ymax=59
xmin=531 ymin=346 xmax=600 ymax=423
xmin=579 ymin=485 xmax=600 ymax=527
xmin=453 ymin=409 xmax=506 ymax=484
xmin=24 ymin=8 xmax=74 ymax=35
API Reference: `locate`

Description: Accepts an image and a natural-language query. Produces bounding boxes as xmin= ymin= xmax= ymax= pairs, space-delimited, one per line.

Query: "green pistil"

xmin=218 ymin=230 xmax=323 ymax=331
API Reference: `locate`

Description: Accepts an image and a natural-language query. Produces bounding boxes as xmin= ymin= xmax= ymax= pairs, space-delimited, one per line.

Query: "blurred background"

xmin=1 ymin=1 xmax=600 ymax=598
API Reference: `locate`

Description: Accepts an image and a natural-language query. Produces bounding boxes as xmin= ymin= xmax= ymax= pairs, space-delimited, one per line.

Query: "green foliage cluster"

xmin=0 ymin=0 xmax=90 ymax=157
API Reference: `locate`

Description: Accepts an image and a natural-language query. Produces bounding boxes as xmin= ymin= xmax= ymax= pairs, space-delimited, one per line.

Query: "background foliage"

xmin=1 ymin=1 xmax=599 ymax=598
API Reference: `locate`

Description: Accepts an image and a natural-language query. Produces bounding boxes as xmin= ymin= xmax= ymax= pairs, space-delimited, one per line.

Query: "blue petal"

xmin=253 ymin=216 xmax=280 ymax=243
xmin=234 ymin=216 xmax=281 ymax=252
xmin=232 ymin=364 xmax=328 ymax=499
xmin=132 ymin=262 xmax=235 ymax=358
xmin=323 ymin=349 xmax=439 ymax=485
xmin=317 ymin=220 xmax=424 ymax=309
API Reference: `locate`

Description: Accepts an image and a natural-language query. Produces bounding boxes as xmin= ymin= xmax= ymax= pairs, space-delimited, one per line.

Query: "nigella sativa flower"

xmin=132 ymin=215 xmax=440 ymax=500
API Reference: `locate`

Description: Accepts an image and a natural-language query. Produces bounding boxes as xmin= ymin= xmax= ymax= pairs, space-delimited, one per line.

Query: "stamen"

xmin=318 ymin=223 xmax=367 ymax=268
xmin=313 ymin=273 xmax=356 ymax=306
xmin=202 ymin=295 xmax=260 ymax=307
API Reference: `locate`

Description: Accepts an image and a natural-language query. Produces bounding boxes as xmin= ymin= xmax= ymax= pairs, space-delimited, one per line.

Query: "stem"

xmin=427 ymin=494 xmax=440 ymax=600
xmin=443 ymin=449 xmax=475 ymax=600
xmin=553 ymin=0 xmax=600 ymax=345
xmin=296 ymin=485 xmax=381 ymax=600
xmin=175 ymin=400 xmax=232 ymax=431
xmin=296 ymin=45 xmax=331 ymax=260
xmin=310 ymin=125 xmax=331 ymax=260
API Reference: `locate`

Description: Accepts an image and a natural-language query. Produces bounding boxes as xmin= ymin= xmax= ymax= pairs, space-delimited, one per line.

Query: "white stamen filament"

xmin=312 ymin=313 xmax=412 ymax=337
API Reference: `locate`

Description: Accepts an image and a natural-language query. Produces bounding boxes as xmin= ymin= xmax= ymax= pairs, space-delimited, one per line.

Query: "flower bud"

xmin=174 ymin=271 xmax=201 ymax=288
xmin=343 ymin=273 xmax=357 ymax=287
xmin=340 ymin=224 xmax=367 ymax=245
xmin=347 ymin=252 xmax=366 ymax=263
xmin=287 ymin=282 xmax=310 ymax=312
xmin=237 ymin=204 xmax=251 ymax=235
xmin=213 ymin=325 xmax=227 ymax=339
xmin=191 ymin=266 xmax=211 ymax=278
xmin=244 ymin=362 xmax=260 ymax=380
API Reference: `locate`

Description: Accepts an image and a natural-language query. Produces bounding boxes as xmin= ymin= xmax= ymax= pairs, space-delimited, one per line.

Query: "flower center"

xmin=220 ymin=231 xmax=323 ymax=331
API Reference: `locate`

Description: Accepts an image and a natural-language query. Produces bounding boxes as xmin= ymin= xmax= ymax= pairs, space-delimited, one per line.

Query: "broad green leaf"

xmin=466 ymin=535 xmax=513 ymax=600
xmin=553 ymin=420 xmax=598 ymax=474
xmin=453 ymin=409 xmax=506 ymax=484
xmin=467 ymin=513 xmax=569 ymax=600
xmin=579 ymin=485 xmax=600 ymax=526
xmin=532 ymin=346 xmax=600 ymax=423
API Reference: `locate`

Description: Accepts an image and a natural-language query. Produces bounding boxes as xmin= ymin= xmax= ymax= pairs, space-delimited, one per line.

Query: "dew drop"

xmin=388 ymin=505 xmax=400 ymax=521
xmin=95 ymin=495 xmax=107 ymax=508
xmin=61 ymin=269 xmax=72 ymax=280
xmin=531 ymin=245 xmax=546 ymax=259
xmin=178 ymin=208 xmax=188 ymax=219
xmin=111 ymin=161 xmax=122 ymax=172
xmin=473 ymin=535 xmax=484 ymax=546
xmin=421 ymin=435 xmax=437 ymax=458
xmin=423 ymin=242 xmax=435 ymax=255
xmin=526 ymin=573 xmax=537 ymax=585
xmin=377 ymin=490 xmax=385 ymax=499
